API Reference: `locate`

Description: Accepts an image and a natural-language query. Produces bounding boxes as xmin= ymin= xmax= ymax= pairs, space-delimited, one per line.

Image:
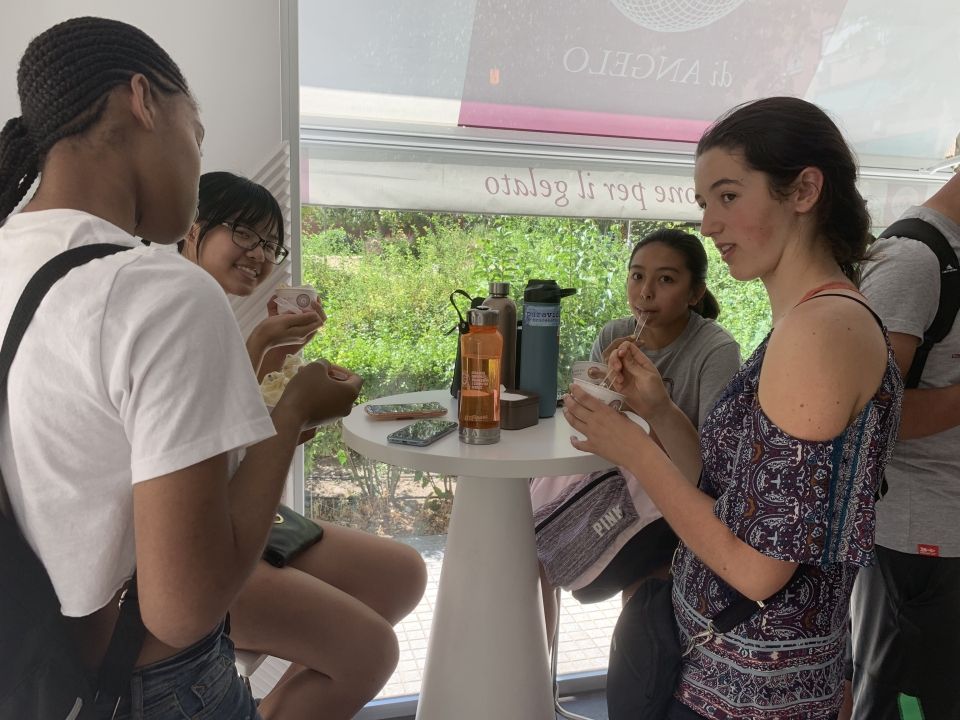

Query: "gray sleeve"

xmin=697 ymin=341 xmax=741 ymax=422
xmin=861 ymin=238 xmax=940 ymax=340
xmin=589 ymin=318 xmax=632 ymax=363
xmin=589 ymin=332 xmax=605 ymax=363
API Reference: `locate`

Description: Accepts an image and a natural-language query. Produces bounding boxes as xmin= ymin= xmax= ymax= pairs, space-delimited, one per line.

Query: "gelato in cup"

xmin=260 ymin=355 xmax=355 ymax=427
xmin=274 ymin=284 xmax=318 ymax=315
xmin=260 ymin=353 xmax=306 ymax=406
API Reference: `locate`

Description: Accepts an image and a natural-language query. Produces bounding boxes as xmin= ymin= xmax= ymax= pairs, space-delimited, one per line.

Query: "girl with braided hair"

xmin=0 ymin=17 xmax=359 ymax=719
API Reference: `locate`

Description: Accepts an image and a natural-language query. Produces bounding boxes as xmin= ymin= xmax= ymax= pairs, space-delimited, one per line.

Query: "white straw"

xmin=599 ymin=312 xmax=648 ymax=389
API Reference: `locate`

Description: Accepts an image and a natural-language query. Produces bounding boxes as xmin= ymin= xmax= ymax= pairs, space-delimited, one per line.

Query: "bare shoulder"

xmin=759 ymin=294 xmax=887 ymax=441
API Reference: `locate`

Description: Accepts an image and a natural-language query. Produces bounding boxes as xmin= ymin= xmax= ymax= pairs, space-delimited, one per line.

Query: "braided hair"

xmin=0 ymin=16 xmax=190 ymax=223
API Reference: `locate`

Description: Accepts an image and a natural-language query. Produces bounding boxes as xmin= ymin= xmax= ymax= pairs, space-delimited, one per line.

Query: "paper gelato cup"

xmin=274 ymin=284 xmax=318 ymax=315
xmin=571 ymin=360 xmax=608 ymax=385
xmin=569 ymin=378 xmax=648 ymax=441
xmin=572 ymin=377 xmax=625 ymax=411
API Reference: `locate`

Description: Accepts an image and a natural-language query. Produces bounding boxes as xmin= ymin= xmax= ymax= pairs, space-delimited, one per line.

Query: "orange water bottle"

xmin=458 ymin=306 xmax=502 ymax=444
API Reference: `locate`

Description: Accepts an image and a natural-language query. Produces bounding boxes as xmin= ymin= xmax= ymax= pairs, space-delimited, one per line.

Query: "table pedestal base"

xmin=415 ymin=475 xmax=554 ymax=720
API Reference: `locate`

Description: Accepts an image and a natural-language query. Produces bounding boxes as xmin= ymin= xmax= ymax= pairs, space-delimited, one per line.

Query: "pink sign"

xmin=459 ymin=0 xmax=850 ymax=142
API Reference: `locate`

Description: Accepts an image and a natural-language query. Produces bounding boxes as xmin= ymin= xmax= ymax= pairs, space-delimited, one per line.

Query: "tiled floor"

xmin=248 ymin=534 xmax=620 ymax=704
xmin=387 ymin=690 xmax=609 ymax=720
xmin=379 ymin=535 xmax=620 ymax=698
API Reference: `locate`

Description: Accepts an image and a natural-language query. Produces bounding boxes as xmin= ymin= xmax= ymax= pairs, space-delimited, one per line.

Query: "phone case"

xmin=365 ymin=406 xmax=448 ymax=421
xmin=387 ymin=421 xmax=457 ymax=446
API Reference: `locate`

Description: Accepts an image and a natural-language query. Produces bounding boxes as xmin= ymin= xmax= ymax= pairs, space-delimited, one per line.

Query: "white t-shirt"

xmin=0 ymin=209 xmax=276 ymax=616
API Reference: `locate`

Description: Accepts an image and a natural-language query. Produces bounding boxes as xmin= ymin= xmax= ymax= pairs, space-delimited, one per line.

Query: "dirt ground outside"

xmin=305 ymin=458 xmax=455 ymax=537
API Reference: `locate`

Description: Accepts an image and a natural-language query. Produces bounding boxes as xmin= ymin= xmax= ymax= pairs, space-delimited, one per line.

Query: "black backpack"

xmin=0 ymin=244 xmax=146 ymax=720
xmin=878 ymin=217 xmax=960 ymax=389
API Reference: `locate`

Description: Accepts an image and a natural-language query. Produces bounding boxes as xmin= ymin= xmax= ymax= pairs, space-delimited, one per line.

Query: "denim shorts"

xmin=94 ymin=622 xmax=260 ymax=720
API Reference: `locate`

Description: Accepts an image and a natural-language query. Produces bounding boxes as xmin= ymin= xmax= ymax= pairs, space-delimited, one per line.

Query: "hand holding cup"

xmin=563 ymin=382 xmax=651 ymax=465
xmin=607 ymin=343 xmax=672 ymax=422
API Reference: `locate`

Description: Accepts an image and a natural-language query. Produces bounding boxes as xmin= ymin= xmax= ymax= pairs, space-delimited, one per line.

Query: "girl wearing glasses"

xmin=179 ymin=172 xmax=324 ymax=378
xmin=180 ymin=171 xmax=427 ymax=720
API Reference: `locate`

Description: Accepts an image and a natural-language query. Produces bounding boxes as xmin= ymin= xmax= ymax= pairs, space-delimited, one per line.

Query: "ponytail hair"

xmin=0 ymin=116 xmax=38 ymax=223
xmin=697 ymin=289 xmax=720 ymax=320
xmin=697 ymin=97 xmax=870 ymax=284
xmin=0 ymin=16 xmax=189 ymax=223
xmin=629 ymin=228 xmax=720 ymax=320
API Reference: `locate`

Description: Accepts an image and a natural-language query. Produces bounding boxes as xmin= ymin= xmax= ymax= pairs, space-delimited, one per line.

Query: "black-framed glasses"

xmin=221 ymin=222 xmax=288 ymax=265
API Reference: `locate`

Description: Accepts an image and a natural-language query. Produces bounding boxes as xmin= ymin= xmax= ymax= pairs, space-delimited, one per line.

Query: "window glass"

xmin=300 ymin=0 xmax=960 ymax=169
xmin=296 ymin=0 xmax=959 ymax=703
xmin=298 ymin=206 xmax=770 ymax=698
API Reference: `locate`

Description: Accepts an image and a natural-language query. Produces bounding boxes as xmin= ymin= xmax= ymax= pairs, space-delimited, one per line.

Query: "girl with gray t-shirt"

xmin=531 ymin=228 xmax=740 ymax=647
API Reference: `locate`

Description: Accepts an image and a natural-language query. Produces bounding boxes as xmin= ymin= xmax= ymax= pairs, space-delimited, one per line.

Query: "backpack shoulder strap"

xmin=879 ymin=218 xmax=960 ymax=388
xmin=0 ymin=243 xmax=131 ymax=405
xmin=1 ymin=244 xmax=129 ymax=517
xmin=0 ymin=243 xmax=130 ymax=520
xmin=0 ymin=242 xmax=144 ymax=709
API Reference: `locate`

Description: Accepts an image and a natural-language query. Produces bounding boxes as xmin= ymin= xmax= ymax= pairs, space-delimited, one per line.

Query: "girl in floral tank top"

xmin=672 ymin=321 xmax=901 ymax=718
xmin=563 ymin=97 xmax=903 ymax=719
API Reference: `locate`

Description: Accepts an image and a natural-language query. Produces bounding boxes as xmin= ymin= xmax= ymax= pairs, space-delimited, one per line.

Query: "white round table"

xmin=342 ymin=390 xmax=610 ymax=720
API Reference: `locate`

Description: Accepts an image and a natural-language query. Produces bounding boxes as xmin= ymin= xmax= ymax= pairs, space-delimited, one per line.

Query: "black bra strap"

xmin=797 ymin=292 xmax=884 ymax=330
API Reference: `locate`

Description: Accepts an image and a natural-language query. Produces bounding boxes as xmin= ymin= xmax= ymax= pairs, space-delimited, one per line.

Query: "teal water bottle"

xmin=518 ymin=280 xmax=576 ymax=417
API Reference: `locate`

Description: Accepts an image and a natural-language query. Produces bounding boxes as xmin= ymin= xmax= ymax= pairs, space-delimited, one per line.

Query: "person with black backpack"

xmin=0 ymin=17 xmax=359 ymax=720
xmin=849 ymin=167 xmax=960 ymax=719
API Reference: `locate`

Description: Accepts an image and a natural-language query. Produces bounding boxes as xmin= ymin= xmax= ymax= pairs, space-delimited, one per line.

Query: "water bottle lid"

xmin=468 ymin=306 xmax=500 ymax=326
xmin=523 ymin=279 xmax=577 ymax=303
xmin=488 ymin=281 xmax=511 ymax=297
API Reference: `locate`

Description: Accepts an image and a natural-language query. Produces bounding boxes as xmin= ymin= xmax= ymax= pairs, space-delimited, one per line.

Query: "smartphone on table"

xmin=387 ymin=419 xmax=458 ymax=447
xmin=365 ymin=401 xmax=447 ymax=421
